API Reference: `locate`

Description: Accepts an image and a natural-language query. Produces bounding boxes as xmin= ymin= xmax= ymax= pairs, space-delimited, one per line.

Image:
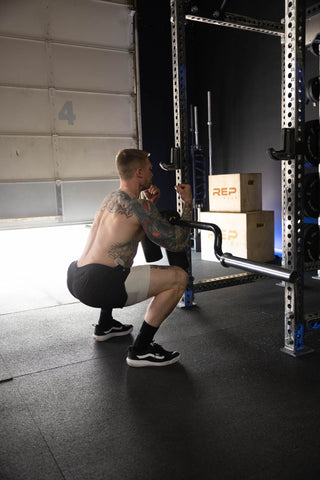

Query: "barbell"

xmin=141 ymin=210 xmax=298 ymax=283
xmin=169 ymin=214 xmax=298 ymax=283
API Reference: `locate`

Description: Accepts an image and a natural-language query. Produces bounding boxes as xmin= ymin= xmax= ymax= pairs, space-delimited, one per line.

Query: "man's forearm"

xmin=172 ymin=200 xmax=192 ymax=250
xmin=181 ymin=200 xmax=193 ymax=222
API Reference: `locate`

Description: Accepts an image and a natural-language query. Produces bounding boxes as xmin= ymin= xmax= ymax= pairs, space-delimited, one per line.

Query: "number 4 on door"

xmin=58 ymin=101 xmax=76 ymax=125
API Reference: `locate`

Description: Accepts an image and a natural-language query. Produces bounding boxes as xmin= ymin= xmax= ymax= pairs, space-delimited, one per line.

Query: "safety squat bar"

xmin=168 ymin=214 xmax=298 ymax=283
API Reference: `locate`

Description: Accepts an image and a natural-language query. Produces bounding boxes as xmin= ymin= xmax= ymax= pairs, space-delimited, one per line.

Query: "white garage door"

xmin=0 ymin=0 xmax=140 ymax=227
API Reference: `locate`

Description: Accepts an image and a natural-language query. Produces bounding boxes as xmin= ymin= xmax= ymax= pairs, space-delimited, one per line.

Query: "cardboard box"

xmin=208 ymin=173 xmax=262 ymax=212
xmin=199 ymin=210 xmax=274 ymax=262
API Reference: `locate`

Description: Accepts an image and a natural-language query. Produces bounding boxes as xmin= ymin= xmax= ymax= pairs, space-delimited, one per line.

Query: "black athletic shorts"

xmin=67 ymin=261 xmax=130 ymax=309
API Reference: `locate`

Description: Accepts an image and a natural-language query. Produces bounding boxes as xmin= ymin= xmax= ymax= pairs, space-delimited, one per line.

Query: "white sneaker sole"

xmin=126 ymin=354 xmax=180 ymax=367
xmin=93 ymin=326 xmax=133 ymax=342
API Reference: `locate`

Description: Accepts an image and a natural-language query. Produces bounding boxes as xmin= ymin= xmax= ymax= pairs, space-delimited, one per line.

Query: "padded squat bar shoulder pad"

xmin=161 ymin=210 xmax=181 ymax=224
xmin=141 ymin=235 xmax=163 ymax=263
xmin=160 ymin=210 xmax=189 ymax=272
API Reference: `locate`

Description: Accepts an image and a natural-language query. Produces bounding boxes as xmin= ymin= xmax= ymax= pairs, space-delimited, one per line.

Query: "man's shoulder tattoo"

xmin=100 ymin=190 xmax=134 ymax=218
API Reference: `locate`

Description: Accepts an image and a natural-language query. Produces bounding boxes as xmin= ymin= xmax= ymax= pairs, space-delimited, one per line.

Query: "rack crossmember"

xmin=185 ymin=13 xmax=284 ymax=37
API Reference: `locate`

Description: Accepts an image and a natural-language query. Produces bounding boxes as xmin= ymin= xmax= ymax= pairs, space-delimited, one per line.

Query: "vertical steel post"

xmin=281 ymin=0 xmax=311 ymax=355
xmin=171 ymin=0 xmax=193 ymax=306
xmin=170 ymin=0 xmax=190 ymax=190
xmin=207 ymin=91 xmax=213 ymax=175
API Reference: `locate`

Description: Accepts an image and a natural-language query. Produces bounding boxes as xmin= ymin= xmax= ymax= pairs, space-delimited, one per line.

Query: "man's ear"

xmin=136 ymin=167 xmax=143 ymax=178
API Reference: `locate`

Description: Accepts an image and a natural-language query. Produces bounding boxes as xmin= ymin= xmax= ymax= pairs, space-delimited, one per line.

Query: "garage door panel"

xmin=0 ymin=0 xmax=48 ymax=38
xmin=58 ymin=137 xmax=136 ymax=179
xmin=0 ymin=182 xmax=57 ymax=218
xmin=0 ymin=37 xmax=47 ymax=87
xmin=52 ymin=44 xmax=134 ymax=93
xmin=0 ymin=0 xmax=131 ymax=47
xmin=0 ymin=88 xmax=51 ymax=133
xmin=61 ymin=179 xmax=120 ymax=222
xmin=49 ymin=0 xmax=132 ymax=48
xmin=54 ymin=92 xmax=135 ymax=136
xmin=0 ymin=136 xmax=54 ymax=181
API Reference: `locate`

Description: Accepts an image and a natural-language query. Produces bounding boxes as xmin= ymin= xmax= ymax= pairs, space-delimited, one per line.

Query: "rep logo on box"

xmin=212 ymin=187 xmax=237 ymax=196
xmin=208 ymin=230 xmax=238 ymax=241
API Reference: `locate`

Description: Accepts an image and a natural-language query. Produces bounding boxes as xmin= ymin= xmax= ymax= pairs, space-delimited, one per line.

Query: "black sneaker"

xmin=126 ymin=342 xmax=180 ymax=367
xmin=93 ymin=320 xmax=133 ymax=342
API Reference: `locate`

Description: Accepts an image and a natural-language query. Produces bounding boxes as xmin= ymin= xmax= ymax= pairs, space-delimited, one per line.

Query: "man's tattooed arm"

xmin=181 ymin=200 xmax=192 ymax=222
xmin=131 ymin=199 xmax=190 ymax=252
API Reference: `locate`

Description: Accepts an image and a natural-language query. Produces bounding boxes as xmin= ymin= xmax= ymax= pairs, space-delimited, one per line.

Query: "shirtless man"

xmin=67 ymin=148 xmax=192 ymax=367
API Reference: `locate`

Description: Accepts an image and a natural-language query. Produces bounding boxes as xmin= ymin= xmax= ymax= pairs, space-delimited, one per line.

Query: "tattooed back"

xmin=77 ymin=190 xmax=145 ymax=269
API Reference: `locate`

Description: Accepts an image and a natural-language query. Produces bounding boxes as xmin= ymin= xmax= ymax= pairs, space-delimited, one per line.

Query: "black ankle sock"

xmin=98 ymin=308 xmax=114 ymax=329
xmin=133 ymin=321 xmax=158 ymax=351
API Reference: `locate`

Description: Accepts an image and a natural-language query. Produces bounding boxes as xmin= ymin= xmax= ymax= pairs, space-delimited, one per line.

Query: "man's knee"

xmin=171 ymin=265 xmax=188 ymax=290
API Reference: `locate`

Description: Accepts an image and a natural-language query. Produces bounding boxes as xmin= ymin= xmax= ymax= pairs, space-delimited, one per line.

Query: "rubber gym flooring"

xmin=1 ymin=226 xmax=320 ymax=480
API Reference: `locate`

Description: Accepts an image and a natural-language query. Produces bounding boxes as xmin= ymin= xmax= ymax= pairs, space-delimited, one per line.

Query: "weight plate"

xmin=305 ymin=120 xmax=320 ymax=165
xmin=304 ymin=172 xmax=320 ymax=218
xmin=304 ymin=223 xmax=319 ymax=262
xmin=307 ymin=77 xmax=319 ymax=103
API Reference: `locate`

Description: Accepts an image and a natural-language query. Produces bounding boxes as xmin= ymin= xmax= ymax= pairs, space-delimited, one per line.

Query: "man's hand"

xmin=174 ymin=184 xmax=192 ymax=203
xmin=143 ymin=184 xmax=161 ymax=204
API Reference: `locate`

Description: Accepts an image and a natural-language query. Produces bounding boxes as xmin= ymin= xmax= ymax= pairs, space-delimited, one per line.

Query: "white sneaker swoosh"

xmin=136 ymin=353 xmax=165 ymax=360
xmin=101 ymin=326 xmax=123 ymax=334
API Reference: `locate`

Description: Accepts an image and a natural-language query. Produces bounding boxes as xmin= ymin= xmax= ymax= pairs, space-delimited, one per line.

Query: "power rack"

xmin=166 ymin=0 xmax=320 ymax=356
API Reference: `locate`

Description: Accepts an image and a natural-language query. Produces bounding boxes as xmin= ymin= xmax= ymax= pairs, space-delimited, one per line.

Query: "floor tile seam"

xmin=0 ymin=301 xmax=80 ymax=317
xmin=15 ymin=381 xmax=68 ymax=480
xmin=11 ymin=354 xmax=110 ymax=381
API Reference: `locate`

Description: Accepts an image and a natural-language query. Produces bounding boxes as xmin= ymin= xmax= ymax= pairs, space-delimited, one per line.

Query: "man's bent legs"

xmin=144 ymin=265 xmax=188 ymax=327
xmin=120 ymin=265 xmax=188 ymax=367
xmin=126 ymin=264 xmax=188 ymax=367
xmin=125 ymin=264 xmax=188 ymax=327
